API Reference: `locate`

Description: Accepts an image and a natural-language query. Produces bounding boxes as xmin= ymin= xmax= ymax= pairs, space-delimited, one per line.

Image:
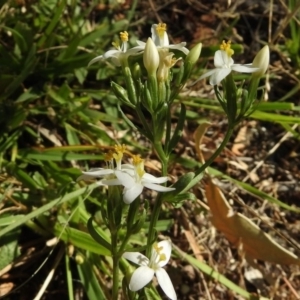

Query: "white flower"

xmin=77 ymin=145 xmax=126 ymax=182
xmin=135 ymin=23 xmax=189 ymax=55
xmin=123 ymin=240 xmax=176 ymax=300
xmin=198 ymin=40 xmax=259 ymax=85
xmin=103 ymin=155 xmax=175 ymax=204
xmin=88 ymin=31 xmax=141 ymax=67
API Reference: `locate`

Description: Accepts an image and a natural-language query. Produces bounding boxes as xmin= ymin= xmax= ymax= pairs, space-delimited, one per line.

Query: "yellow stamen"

xmin=104 ymin=151 xmax=114 ymax=161
xmin=132 ymin=155 xmax=145 ymax=178
xmin=132 ymin=155 xmax=143 ymax=165
xmin=114 ymin=144 xmax=127 ymax=154
xmin=156 ymin=23 xmax=167 ymax=39
xmin=220 ymin=40 xmax=234 ymax=57
xmin=153 ymin=243 xmax=163 ymax=253
xmin=120 ymin=31 xmax=129 ymax=42
xmin=159 ymin=253 xmax=166 ymax=262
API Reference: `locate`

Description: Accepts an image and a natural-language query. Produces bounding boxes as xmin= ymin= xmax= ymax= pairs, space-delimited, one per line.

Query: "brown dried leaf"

xmin=231 ymin=125 xmax=247 ymax=155
xmin=205 ymin=180 xmax=300 ymax=265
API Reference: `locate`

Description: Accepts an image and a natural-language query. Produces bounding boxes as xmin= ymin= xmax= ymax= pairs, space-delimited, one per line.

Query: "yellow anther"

xmin=220 ymin=40 xmax=234 ymax=57
xmin=159 ymin=253 xmax=166 ymax=262
xmin=113 ymin=151 xmax=123 ymax=162
xmin=120 ymin=31 xmax=129 ymax=42
xmin=132 ymin=155 xmax=143 ymax=165
xmin=104 ymin=151 xmax=114 ymax=161
xmin=114 ymin=144 xmax=127 ymax=154
xmin=153 ymin=243 xmax=163 ymax=253
xmin=156 ymin=23 xmax=167 ymax=38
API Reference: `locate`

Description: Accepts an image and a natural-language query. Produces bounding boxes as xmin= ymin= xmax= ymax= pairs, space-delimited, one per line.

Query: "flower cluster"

xmin=78 ymin=145 xmax=175 ymax=204
xmin=89 ymin=23 xmax=189 ymax=82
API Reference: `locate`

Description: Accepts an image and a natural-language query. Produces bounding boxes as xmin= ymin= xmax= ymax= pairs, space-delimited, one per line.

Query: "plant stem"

xmin=146 ymin=193 xmax=163 ymax=257
xmin=111 ymin=233 xmax=119 ymax=300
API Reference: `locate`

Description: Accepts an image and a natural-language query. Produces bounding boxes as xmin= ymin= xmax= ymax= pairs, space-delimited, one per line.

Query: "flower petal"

xmin=101 ymin=178 xmax=122 ymax=186
xmin=157 ymin=240 xmax=172 ymax=267
xmin=129 ymin=266 xmax=155 ymax=291
xmin=168 ymin=43 xmax=189 ymax=55
xmin=123 ymin=252 xmax=149 ymax=266
xmin=103 ymin=49 xmax=120 ymax=59
xmin=231 ymin=64 xmax=260 ymax=73
xmin=82 ymin=168 xmax=114 ymax=177
xmin=136 ymin=40 xmax=146 ymax=47
xmin=151 ymin=24 xmax=161 ymax=46
xmin=142 ymin=173 xmax=169 ymax=184
xmin=197 ymin=69 xmax=218 ymax=81
xmin=156 ymin=268 xmax=177 ymax=300
xmin=114 ymin=171 xmax=135 ymax=188
xmin=143 ymin=182 xmax=175 ymax=192
xmin=209 ymin=68 xmax=231 ymax=85
xmin=123 ymin=184 xmax=143 ymax=204
xmin=214 ymin=50 xmax=233 ymax=68
xmin=88 ymin=55 xmax=104 ymax=66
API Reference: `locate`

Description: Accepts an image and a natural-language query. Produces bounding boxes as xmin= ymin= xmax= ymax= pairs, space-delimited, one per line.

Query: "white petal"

xmin=123 ymin=184 xmax=143 ymax=204
xmin=213 ymin=50 xmax=225 ymax=67
xmin=156 ymin=268 xmax=177 ymax=300
xmin=121 ymin=164 xmax=134 ymax=170
xmin=231 ymin=64 xmax=260 ymax=73
xmin=143 ymin=182 xmax=175 ymax=192
xmin=129 ymin=266 xmax=155 ymax=291
xmin=103 ymin=49 xmax=120 ymax=58
xmin=161 ymin=31 xmax=169 ymax=47
xmin=101 ymin=178 xmax=122 ymax=186
xmin=114 ymin=171 xmax=135 ymax=188
xmin=142 ymin=173 xmax=169 ymax=184
xmin=168 ymin=43 xmax=189 ymax=55
xmin=209 ymin=68 xmax=231 ymax=85
xmin=197 ymin=68 xmax=218 ymax=81
xmin=126 ymin=46 xmax=144 ymax=55
xmin=157 ymin=241 xmax=172 ymax=267
xmin=151 ymin=24 xmax=160 ymax=46
xmin=136 ymin=40 xmax=146 ymax=47
xmin=82 ymin=169 xmax=114 ymax=177
xmin=88 ymin=55 xmax=104 ymax=66
xmin=122 ymin=252 xmax=149 ymax=266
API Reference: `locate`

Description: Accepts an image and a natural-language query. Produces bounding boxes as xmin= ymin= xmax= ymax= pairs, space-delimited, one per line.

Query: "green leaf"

xmin=0 ymin=229 xmax=21 ymax=270
xmin=87 ymin=217 xmax=112 ymax=251
xmin=77 ymin=258 xmax=107 ymax=300
xmin=54 ymin=223 xmax=110 ymax=256
xmin=0 ymin=183 xmax=99 ymax=238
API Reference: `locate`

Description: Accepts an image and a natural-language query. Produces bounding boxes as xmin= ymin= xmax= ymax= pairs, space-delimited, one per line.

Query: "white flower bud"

xmin=251 ymin=45 xmax=270 ymax=78
xmin=143 ymin=37 xmax=159 ymax=76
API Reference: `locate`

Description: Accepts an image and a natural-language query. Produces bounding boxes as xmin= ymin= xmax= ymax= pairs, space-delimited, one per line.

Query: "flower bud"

xmin=185 ymin=42 xmax=202 ymax=65
xmin=143 ymin=37 xmax=159 ymax=76
xmin=251 ymin=45 xmax=270 ymax=78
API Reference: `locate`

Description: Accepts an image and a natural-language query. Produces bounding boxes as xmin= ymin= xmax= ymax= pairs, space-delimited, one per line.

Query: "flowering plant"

xmin=79 ymin=22 xmax=269 ymax=299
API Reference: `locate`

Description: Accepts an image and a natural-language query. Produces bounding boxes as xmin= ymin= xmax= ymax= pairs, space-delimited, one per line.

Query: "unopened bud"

xmin=251 ymin=45 xmax=270 ymax=78
xmin=185 ymin=42 xmax=202 ymax=65
xmin=143 ymin=37 xmax=159 ymax=76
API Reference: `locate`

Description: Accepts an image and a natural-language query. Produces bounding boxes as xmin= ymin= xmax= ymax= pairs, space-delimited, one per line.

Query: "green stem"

xmin=146 ymin=193 xmax=163 ymax=257
xmin=111 ymin=233 xmax=119 ymax=299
